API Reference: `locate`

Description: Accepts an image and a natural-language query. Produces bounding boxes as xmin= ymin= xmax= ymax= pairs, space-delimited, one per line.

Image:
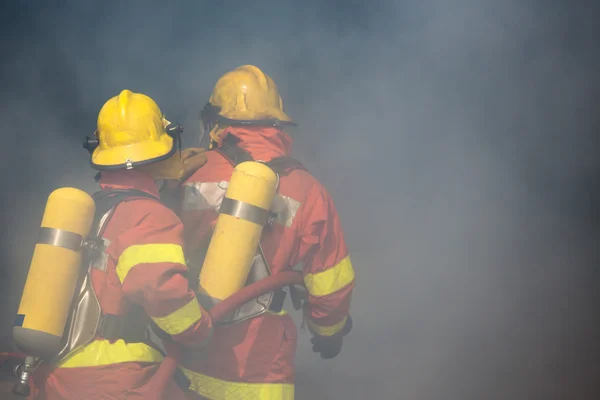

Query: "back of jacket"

xmin=32 ymin=170 xmax=212 ymax=400
xmin=183 ymin=126 xmax=355 ymax=340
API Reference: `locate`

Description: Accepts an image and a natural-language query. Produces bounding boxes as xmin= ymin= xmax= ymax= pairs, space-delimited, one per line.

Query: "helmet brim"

xmin=90 ymin=133 xmax=175 ymax=170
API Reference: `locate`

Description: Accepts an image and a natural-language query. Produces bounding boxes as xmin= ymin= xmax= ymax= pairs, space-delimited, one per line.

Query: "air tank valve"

xmin=11 ymin=356 xmax=39 ymax=397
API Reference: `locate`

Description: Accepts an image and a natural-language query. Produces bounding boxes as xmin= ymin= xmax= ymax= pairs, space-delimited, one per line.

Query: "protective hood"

xmin=214 ymin=126 xmax=293 ymax=162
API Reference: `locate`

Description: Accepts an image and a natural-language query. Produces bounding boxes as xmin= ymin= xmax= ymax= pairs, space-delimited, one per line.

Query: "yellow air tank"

xmin=13 ymin=187 xmax=95 ymax=359
xmin=198 ymin=161 xmax=278 ymax=304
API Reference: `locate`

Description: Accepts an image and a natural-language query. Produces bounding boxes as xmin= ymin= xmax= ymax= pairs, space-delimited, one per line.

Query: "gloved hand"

xmin=310 ymin=316 xmax=353 ymax=359
xmin=159 ymin=147 xmax=207 ymax=212
xmin=179 ymin=147 xmax=207 ymax=182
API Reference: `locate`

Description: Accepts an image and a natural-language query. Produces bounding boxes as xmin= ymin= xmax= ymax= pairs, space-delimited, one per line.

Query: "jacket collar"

xmin=217 ymin=126 xmax=293 ymax=161
xmin=98 ymin=169 xmax=160 ymax=197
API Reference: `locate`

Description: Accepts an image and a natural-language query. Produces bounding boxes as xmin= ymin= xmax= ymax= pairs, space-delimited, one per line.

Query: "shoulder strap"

xmin=214 ymin=133 xmax=254 ymax=167
xmin=265 ymin=156 xmax=307 ymax=176
xmin=90 ymin=189 xmax=161 ymax=235
xmin=215 ymin=133 xmax=307 ymax=176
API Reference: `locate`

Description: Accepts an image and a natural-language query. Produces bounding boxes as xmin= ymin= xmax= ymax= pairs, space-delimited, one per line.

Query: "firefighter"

xmin=30 ymin=90 xmax=213 ymax=399
xmin=177 ymin=65 xmax=355 ymax=399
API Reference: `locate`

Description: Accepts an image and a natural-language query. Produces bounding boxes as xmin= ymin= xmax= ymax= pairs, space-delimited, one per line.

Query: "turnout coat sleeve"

xmin=297 ymin=185 xmax=355 ymax=337
xmin=112 ymin=198 xmax=213 ymax=346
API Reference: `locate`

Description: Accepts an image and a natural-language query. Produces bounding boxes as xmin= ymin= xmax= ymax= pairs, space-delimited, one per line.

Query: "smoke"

xmin=1 ymin=0 xmax=599 ymax=398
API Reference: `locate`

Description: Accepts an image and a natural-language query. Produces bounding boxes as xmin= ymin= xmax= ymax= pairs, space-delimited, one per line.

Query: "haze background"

xmin=1 ymin=1 xmax=599 ymax=399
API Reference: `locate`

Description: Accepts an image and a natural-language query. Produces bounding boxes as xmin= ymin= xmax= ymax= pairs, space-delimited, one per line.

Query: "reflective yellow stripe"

xmin=306 ymin=315 xmax=348 ymax=337
xmin=116 ymin=243 xmax=186 ymax=283
xmin=304 ymin=255 xmax=355 ymax=297
xmin=180 ymin=367 xmax=295 ymax=400
xmin=152 ymin=296 xmax=203 ymax=335
xmin=56 ymin=339 xmax=163 ymax=368
xmin=266 ymin=308 xmax=288 ymax=316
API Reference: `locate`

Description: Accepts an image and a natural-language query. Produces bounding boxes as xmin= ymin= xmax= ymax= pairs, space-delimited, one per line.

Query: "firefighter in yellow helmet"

xmin=200 ymin=64 xmax=295 ymax=150
xmin=28 ymin=90 xmax=212 ymax=400
xmin=177 ymin=66 xmax=355 ymax=400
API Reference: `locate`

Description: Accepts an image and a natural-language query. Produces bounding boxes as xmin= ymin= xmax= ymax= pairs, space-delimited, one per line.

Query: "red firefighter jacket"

xmin=178 ymin=127 xmax=355 ymax=400
xmin=31 ymin=170 xmax=212 ymax=400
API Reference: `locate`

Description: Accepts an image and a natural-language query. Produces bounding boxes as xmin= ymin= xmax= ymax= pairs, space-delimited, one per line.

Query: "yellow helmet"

xmin=84 ymin=89 xmax=183 ymax=171
xmin=200 ymin=65 xmax=296 ymax=142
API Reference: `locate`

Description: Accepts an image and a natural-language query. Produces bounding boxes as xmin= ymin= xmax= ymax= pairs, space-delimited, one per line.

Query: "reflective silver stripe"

xmin=37 ymin=227 xmax=83 ymax=251
xmin=181 ymin=181 xmax=227 ymax=213
xmin=183 ymin=180 xmax=302 ymax=227
xmin=219 ymin=197 xmax=270 ymax=225
xmin=271 ymin=195 xmax=301 ymax=228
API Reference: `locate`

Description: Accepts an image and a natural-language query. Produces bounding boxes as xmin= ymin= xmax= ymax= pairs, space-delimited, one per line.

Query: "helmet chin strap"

xmin=198 ymin=120 xmax=207 ymax=148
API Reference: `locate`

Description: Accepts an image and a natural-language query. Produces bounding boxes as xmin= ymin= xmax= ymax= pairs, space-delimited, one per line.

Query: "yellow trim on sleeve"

xmin=303 ymin=255 xmax=355 ymax=297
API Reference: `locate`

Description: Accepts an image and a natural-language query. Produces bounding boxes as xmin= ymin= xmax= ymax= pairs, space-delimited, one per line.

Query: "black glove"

xmin=310 ymin=316 xmax=353 ymax=359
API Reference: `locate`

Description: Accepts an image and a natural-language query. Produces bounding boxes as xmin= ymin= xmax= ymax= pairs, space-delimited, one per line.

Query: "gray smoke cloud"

xmin=1 ymin=0 xmax=599 ymax=399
